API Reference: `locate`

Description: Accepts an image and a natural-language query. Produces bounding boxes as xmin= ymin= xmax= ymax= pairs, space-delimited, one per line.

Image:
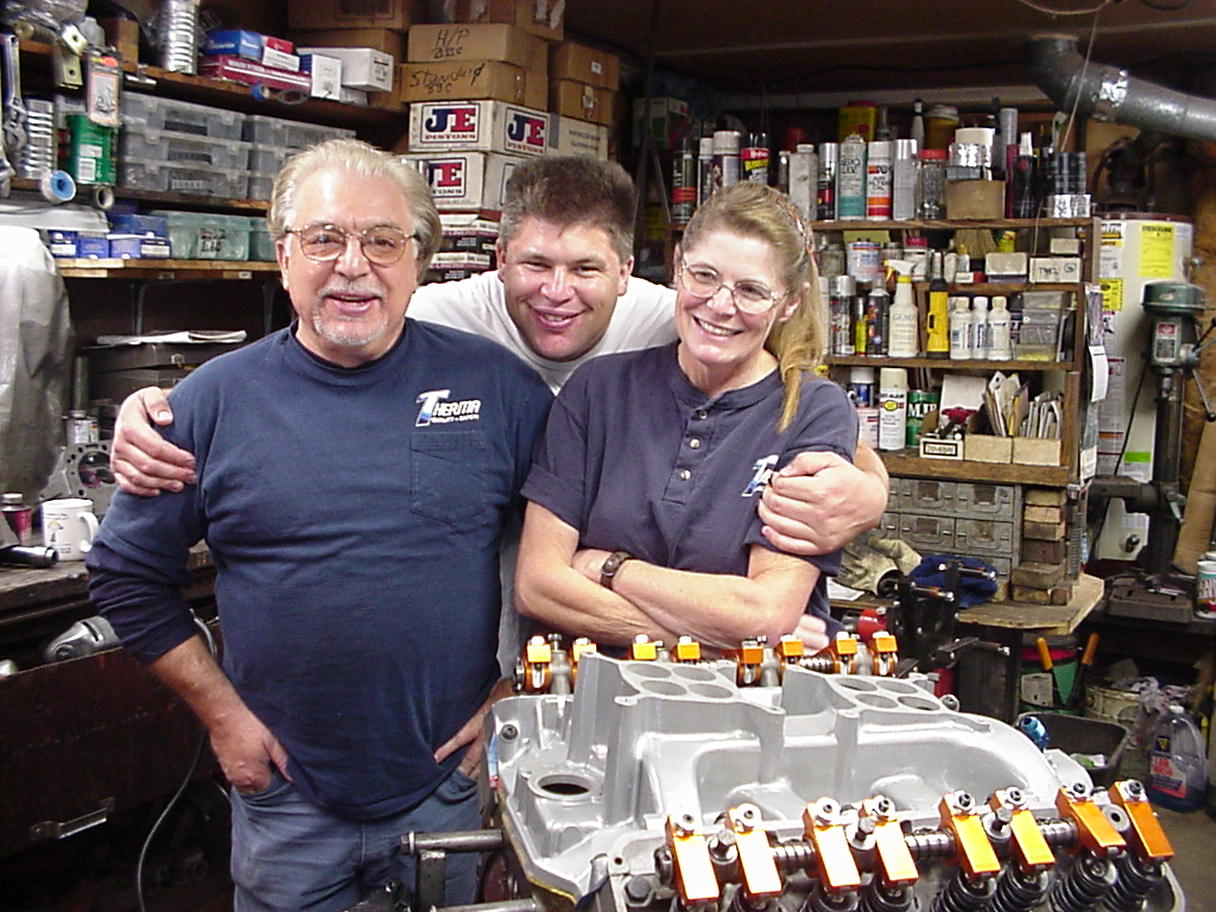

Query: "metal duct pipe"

xmin=1025 ymin=34 xmax=1216 ymax=142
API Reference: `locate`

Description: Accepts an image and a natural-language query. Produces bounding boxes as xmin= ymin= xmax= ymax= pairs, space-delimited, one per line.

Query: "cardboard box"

xmin=918 ymin=436 xmax=964 ymax=460
xmin=945 ymin=180 xmax=1005 ymax=219
xmin=100 ymin=16 xmax=139 ymax=63
xmin=399 ymin=60 xmax=532 ymax=105
xmin=1012 ymin=437 xmax=1062 ymax=466
xmin=550 ymin=41 xmax=619 ymax=90
xmin=200 ymin=56 xmax=312 ymax=93
xmin=449 ymin=0 xmax=563 ymax=42
xmin=288 ymin=0 xmax=422 ymax=32
xmin=548 ymin=114 xmax=608 ymax=158
xmin=632 ymin=96 xmax=693 ymax=150
xmin=963 ymin=434 xmax=1013 ymax=463
xmin=550 ymin=79 xmax=613 ymax=126
xmin=300 ymin=53 xmax=343 ymax=100
xmin=408 ymin=24 xmax=540 ymax=69
xmin=204 ymin=29 xmax=263 ymax=61
xmin=406 ymin=99 xmax=549 ymax=157
xmin=262 ymin=46 xmax=301 ymax=72
xmin=298 ymin=47 xmax=393 ymax=91
xmin=403 ymin=151 xmax=528 ymax=211
xmin=289 ymin=28 xmax=406 ymax=59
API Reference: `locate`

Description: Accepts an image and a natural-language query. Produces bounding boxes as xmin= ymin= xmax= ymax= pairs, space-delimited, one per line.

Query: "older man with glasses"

xmin=85 ymin=139 xmax=554 ymax=912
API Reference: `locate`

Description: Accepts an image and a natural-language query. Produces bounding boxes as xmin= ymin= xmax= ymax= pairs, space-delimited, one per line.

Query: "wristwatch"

xmin=599 ymin=550 xmax=634 ymax=590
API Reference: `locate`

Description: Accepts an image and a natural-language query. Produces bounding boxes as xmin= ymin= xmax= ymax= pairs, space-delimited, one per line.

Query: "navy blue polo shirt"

xmin=522 ymin=342 xmax=857 ymax=626
xmin=88 ymin=320 xmax=553 ymax=820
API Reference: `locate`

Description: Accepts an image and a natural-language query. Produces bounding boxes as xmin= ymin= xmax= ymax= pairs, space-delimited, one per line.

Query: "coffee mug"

xmin=41 ymin=498 xmax=98 ymax=562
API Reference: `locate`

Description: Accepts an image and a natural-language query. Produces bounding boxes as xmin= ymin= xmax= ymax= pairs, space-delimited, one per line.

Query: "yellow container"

xmin=924 ymin=104 xmax=959 ymax=149
xmin=838 ymin=100 xmax=877 ymax=142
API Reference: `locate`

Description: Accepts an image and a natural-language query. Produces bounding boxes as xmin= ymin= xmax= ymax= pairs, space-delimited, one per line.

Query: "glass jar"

xmin=918 ymin=148 xmax=948 ymax=219
xmin=817 ymin=234 xmax=846 ymax=278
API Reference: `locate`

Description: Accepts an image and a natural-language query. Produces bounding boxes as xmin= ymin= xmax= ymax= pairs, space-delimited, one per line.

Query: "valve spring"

xmin=931 ymin=872 xmax=997 ymax=912
xmin=802 ymin=880 xmax=860 ymax=912
xmin=772 ymin=840 xmax=816 ymax=874
xmin=991 ymin=866 xmax=1051 ymax=912
xmin=1104 ymin=854 xmax=1165 ymax=912
xmin=859 ymin=878 xmax=914 ymax=912
xmin=1049 ymin=855 xmax=1117 ymax=912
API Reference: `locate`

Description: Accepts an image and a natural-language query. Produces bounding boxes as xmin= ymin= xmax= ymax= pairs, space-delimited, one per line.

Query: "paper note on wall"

xmin=1138 ymin=222 xmax=1176 ymax=278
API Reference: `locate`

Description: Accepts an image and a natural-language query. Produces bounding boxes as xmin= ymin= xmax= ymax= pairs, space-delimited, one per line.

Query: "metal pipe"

xmin=403 ymin=829 xmax=506 ymax=855
xmin=438 ymin=900 xmax=540 ymax=912
xmin=1025 ymin=35 xmax=1216 ymax=142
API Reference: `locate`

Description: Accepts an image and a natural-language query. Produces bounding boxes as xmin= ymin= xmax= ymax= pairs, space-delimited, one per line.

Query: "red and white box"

xmin=401 ymin=151 xmax=527 ymax=211
xmin=406 ymin=99 xmax=548 ymax=157
xmin=201 ymin=55 xmax=312 ymax=93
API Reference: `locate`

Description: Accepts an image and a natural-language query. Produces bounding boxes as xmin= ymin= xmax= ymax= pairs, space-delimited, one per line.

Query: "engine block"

xmin=486 ymin=650 xmax=1181 ymax=912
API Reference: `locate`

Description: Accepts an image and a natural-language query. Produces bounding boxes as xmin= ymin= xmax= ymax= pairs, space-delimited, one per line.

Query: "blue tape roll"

xmin=41 ymin=170 xmax=77 ymax=203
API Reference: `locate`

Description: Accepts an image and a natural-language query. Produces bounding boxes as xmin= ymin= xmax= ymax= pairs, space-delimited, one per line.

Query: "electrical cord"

xmin=135 ymin=614 xmax=217 ymax=912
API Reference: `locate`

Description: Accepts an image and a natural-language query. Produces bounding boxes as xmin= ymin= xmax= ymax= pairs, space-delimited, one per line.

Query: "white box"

xmin=340 ymin=86 xmax=370 ymax=106
xmin=402 ymin=151 xmax=528 ymax=211
xmin=547 ymin=114 xmax=608 ymax=158
xmin=261 ymin=46 xmax=301 ymax=72
xmin=1029 ymin=256 xmax=1082 ymax=283
xmin=298 ymin=46 xmax=393 ymax=92
xmin=301 ymin=53 xmax=343 ymax=100
xmin=407 ymin=100 xmax=548 ymax=157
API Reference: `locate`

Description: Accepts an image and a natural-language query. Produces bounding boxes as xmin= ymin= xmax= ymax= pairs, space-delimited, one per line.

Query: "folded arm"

xmin=515 ymin=502 xmax=818 ymax=651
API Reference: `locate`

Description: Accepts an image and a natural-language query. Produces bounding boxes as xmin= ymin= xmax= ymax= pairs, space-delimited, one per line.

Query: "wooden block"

xmin=1021 ymin=538 xmax=1067 ymax=563
xmin=1012 ymin=585 xmax=1055 ymax=605
xmin=1011 ymin=561 xmax=1067 ymax=589
xmin=1050 ymin=583 xmax=1075 ymax=605
xmin=1025 ymin=488 xmax=1067 ymax=507
xmin=1023 ymin=505 xmax=1064 ymax=524
xmin=1023 ymin=519 xmax=1066 ymax=541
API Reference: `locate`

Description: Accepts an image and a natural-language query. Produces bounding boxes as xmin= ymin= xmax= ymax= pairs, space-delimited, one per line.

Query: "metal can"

xmin=65 ymin=409 xmax=98 ymax=445
xmin=906 ymin=389 xmax=940 ymax=447
xmin=817 ymin=142 xmax=838 ymax=220
xmin=1196 ymin=560 xmax=1216 ymax=611
xmin=846 ymin=240 xmax=882 ymax=284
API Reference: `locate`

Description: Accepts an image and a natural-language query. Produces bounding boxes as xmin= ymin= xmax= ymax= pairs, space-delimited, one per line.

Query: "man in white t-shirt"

xmin=109 ymin=155 xmax=888 ymax=601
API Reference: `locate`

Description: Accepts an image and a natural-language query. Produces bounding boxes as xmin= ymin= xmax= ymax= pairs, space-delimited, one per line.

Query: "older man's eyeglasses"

xmin=677 ymin=259 xmax=786 ymax=314
xmin=286 ymin=224 xmax=417 ymax=266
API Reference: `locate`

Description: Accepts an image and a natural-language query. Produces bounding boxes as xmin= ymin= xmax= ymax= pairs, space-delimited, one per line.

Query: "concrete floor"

xmin=1158 ymin=807 xmax=1216 ymax=912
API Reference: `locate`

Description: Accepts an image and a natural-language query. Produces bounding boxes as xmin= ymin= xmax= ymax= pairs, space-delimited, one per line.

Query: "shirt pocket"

xmin=410 ymin=430 xmax=493 ymax=526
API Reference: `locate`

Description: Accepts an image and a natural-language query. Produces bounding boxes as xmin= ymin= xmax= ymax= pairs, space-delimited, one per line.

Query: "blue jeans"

xmin=229 ymin=766 xmax=482 ymax=912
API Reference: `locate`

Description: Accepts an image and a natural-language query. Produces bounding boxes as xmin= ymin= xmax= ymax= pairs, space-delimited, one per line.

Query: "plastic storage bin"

xmin=247 ymin=171 xmax=275 ymax=202
xmin=149 ymin=211 xmax=252 ymax=260
xmin=248 ymin=141 xmax=290 ymax=175
xmin=120 ymin=124 xmax=251 ymax=171
xmin=120 ymin=158 xmax=247 ymax=199
xmin=120 ymin=93 xmax=244 ymax=140
xmin=1016 ymin=711 xmax=1129 ymax=787
xmin=243 ymin=114 xmax=355 ymax=150
xmin=249 ymin=219 xmax=276 ymax=261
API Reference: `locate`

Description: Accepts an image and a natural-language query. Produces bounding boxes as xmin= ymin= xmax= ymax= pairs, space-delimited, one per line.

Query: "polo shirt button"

xmin=695 ymin=409 xmax=708 ymax=420
xmin=679 ymin=469 xmax=691 ymax=480
xmin=689 ymin=438 xmax=702 ymax=449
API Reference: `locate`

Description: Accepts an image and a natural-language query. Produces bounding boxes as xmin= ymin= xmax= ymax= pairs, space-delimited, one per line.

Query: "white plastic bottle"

xmin=1147 ymin=705 xmax=1208 ymax=811
xmin=878 ymin=368 xmax=908 ymax=451
xmin=988 ymin=295 xmax=1013 ymax=360
xmin=970 ymin=295 xmax=990 ymax=359
xmin=887 ymin=272 xmax=919 ymax=357
xmin=949 ymin=296 xmax=973 ymax=360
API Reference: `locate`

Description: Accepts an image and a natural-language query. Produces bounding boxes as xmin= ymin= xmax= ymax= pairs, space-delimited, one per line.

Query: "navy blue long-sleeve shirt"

xmin=88 ymin=321 xmax=552 ymax=819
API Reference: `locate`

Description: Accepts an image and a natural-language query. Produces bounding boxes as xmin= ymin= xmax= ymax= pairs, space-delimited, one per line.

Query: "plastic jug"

xmin=1146 ymin=705 xmax=1208 ymax=811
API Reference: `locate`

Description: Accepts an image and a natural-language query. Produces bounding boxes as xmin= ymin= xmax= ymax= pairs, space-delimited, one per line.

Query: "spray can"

xmin=865 ymin=285 xmax=889 ymax=356
xmin=817 ymin=142 xmax=838 ymax=220
xmin=887 ymin=269 xmax=919 ymax=357
xmin=926 ymin=250 xmax=950 ymax=359
xmin=697 ymin=136 xmax=714 ymax=206
xmin=776 ymin=150 xmax=791 ymax=194
xmin=853 ymin=291 xmax=869 ymax=356
xmin=848 ymin=366 xmax=875 ymax=407
xmin=830 ymin=275 xmax=856 ymax=355
xmin=712 ymin=130 xmax=742 ymax=191
xmin=671 ymin=138 xmax=696 ymax=228
xmin=787 ymin=144 xmax=818 ymax=220
xmin=742 ymin=132 xmax=770 ymax=184
xmin=878 ymin=368 xmax=908 ymax=451
xmin=865 ymin=140 xmax=893 ymax=220
xmin=836 ymin=133 xmax=867 ymax=219
xmin=891 ymin=138 xmax=919 ymax=220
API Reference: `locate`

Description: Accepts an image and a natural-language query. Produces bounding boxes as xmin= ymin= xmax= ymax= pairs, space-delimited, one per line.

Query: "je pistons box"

xmin=403 ymin=151 xmax=528 ymax=211
xmin=407 ymin=100 xmax=548 ymax=157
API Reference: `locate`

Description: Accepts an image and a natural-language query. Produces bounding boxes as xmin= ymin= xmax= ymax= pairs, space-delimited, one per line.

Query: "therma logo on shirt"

xmin=741 ymin=455 xmax=779 ymax=497
xmin=415 ymin=389 xmax=482 ymax=426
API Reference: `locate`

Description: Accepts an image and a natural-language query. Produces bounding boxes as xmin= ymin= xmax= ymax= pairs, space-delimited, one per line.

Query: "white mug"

xmin=41 ymin=498 xmax=98 ymax=562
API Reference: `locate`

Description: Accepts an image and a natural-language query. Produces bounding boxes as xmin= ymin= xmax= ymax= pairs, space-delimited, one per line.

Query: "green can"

xmin=63 ymin=114 xmax=117 ymax=185
xmin=906 ymin=389 xmax=940 ymax=447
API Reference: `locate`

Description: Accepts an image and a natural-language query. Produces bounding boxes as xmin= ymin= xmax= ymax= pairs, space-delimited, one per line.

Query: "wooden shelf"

xmin=57 ymin=258 xmax=279 ymax=279
xmin=879 ymin=452 xmax=1071 ymax=486
xmin=18 ymin=40 xmax=406 ymax=129
xmin=825 ymin=355 xmax=1078 ymax=371
xmin=811 ymin=218 xmax=1095 ymax=231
